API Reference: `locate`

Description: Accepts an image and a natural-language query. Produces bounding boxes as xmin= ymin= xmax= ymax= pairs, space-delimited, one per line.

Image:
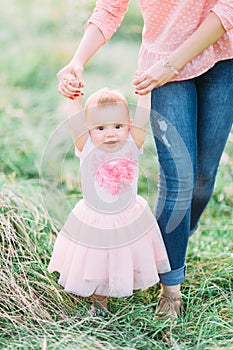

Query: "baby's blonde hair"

xmin=84 ymin=88 xmax=127 ymax=110
xmin=84 ymin=88 xmax=129 ymax=115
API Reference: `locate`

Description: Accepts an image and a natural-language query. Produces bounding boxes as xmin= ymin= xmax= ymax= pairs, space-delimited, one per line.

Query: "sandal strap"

xmin=160 ymin=294 xmax=182 ymax=302
xmin=156 ymin=291 xmax=183 ymax=319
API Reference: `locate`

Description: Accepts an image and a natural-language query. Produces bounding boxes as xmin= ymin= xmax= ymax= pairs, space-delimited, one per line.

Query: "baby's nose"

xmin=106 ymin=129 xmax=115 ymax=137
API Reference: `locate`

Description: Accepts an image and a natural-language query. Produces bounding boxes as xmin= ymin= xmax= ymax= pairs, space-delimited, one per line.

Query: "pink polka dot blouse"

xmin=86 ymin=0 xmax=233 ymax=80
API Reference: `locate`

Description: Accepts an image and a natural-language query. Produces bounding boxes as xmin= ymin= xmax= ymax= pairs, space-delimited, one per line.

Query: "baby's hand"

xmin=63 ymin=73 xmax=79 ymax=87
xmin=63 ymin=74 xmax=84 ymax=99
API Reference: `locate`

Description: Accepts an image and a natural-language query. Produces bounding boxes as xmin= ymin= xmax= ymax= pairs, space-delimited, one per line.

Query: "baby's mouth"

xmin=104 ymin=140 xmax=118 ymax=145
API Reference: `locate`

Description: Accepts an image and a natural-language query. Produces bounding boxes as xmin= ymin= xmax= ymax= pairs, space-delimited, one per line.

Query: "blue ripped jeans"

xmin=150 ymin=59 xmax=233 ymax=286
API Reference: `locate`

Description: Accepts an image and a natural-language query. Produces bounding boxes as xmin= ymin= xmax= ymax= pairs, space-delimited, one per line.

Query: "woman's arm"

xmin=130 ymin=93 xmax=151 ymax=148
xmin=169 ymin=11 xmax=226 ymax=73
xmin=58 ymin=0 xmax=129 ymax=98
xmin=58 ymin=24 xmax=105 ymax=98
xmin=134 ymin=11 xmax=227 ymax=95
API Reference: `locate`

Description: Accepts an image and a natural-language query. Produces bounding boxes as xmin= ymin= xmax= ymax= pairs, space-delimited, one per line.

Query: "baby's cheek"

xmin=90 ymin=131 xmax=103 ymax=146
xmin=121 ymin=128 xmax=130 ymax=139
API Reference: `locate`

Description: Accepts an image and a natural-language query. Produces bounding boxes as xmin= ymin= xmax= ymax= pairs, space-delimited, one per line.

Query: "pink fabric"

xmin=48 ymin=196 xmax=171 ymax=297
xmin=86 ymin=0 xmax=233 ymax=80
xmin=96 ymin=159 xmax=137 ymax=195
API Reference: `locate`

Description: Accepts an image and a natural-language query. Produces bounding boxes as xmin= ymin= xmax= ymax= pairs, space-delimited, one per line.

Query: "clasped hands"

xmin=57 ymin=60 xmax=176 ymax=98
xmin=57 ymin=62 xmax=84 ymax=99
xmin=134 ymin=60 xmax=177 ymax=95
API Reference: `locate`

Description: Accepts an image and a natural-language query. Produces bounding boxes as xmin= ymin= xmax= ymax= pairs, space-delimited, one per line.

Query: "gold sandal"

xmin=156 ymin=291 xmax=183 ymax=320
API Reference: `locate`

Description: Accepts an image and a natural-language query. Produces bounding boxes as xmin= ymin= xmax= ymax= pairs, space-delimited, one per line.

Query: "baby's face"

xmin=86 ymin=103 xmax=130 ymax=152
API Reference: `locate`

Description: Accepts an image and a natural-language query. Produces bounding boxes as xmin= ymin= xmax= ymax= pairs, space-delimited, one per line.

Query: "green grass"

xmin=1 ymin=177 xmax=232 ymax=349
xmin=0 ymin=1 xmax=233 ymax=349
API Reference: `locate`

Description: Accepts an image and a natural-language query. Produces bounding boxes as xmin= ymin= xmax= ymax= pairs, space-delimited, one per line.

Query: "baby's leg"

xmin=89 ymin=294 xmax=108 ymax=316
xmin=92 ymin=294 xmax=108 ymax=308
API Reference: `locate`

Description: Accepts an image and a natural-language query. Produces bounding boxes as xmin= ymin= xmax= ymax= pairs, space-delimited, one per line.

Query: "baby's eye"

xmin=115 ymin=124 xmax=122 ymax=129
xmin=97 ymin=126 xmax=104 ymax=131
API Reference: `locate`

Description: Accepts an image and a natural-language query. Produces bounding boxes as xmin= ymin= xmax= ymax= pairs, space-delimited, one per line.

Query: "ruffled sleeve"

xmin=85 ymin=0 xmax=129 ymax=41
xmin=211 ymin=0 xmax=233 ymax=31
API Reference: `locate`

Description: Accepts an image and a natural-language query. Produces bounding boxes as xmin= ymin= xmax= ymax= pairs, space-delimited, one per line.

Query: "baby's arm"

xmin=130 ymin=93 xmax=151 ymax=148
xmin=66 ymin=75 xmax=88 ymax=151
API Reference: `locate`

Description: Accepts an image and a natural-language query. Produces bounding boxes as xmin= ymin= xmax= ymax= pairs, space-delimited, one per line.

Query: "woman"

xmin=57 ymin=0 xmax=233 ymax=319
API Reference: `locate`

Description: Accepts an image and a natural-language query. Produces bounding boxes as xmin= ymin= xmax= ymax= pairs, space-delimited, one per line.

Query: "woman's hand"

xmin=57 ymin=61 xmax=85 ymax=98
xmin=133 ymin=61 xmax=176 ymax=95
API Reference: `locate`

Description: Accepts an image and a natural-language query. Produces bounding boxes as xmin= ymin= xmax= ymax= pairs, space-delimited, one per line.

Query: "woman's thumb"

xmin=75 ymin=69 xmax=85 ymax=88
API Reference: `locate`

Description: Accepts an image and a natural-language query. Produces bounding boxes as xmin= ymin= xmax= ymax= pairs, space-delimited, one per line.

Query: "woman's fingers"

xmin=135 ymin=83 xmax=157 ymax=95
xmin=133 ymin=71 xmax=147 ymax=85
xmin=134 ymin=73 xmax=168 ymax=94
xmin=135 ymin=77 xmax=156 ymax=90
xmin=134 ymin=63 xmax=176 ymax=94
xmin=58 ymin=83 xmax=84 ymax=99
xmin=57 ymin=65 xmax=85 ymax=97
xmin=58 ymin=83 xmax=73 ymax=97
xmin=134 ymin=72 xmax=159 ymax=92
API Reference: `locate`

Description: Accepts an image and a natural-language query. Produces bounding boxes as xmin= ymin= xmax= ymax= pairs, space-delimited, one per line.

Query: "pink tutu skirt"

xmin=48 ymin=195 xmax=170 ymax=297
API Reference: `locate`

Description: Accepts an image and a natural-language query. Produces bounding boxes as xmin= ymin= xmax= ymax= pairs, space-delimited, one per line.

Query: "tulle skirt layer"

xmin=48 ymin=195 xmax=170 ymax=297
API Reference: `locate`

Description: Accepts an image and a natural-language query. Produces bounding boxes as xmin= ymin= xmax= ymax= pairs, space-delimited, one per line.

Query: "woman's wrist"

xmin=70 ymin=56 xmax=85 ymax=71
xmin=161 ymin=57 xmax=180 ymax=75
